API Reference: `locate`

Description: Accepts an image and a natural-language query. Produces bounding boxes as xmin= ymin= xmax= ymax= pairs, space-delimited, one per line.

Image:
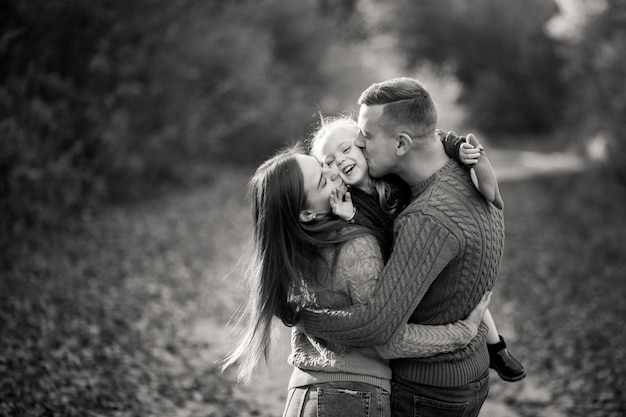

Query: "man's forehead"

xmin=358 ymin=104 xmax=384 ymax=128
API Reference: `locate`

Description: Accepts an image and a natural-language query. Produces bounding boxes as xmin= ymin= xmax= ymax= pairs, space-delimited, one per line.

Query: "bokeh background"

xmin=1 ymin=0 xmax=625 ymax=416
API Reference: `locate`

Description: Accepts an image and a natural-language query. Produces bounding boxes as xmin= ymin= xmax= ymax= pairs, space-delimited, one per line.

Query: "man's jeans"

xmin=283 ymin=381 xmax=391 ymax=417
xmin=390 ymin=371 xmax=489 ymax=417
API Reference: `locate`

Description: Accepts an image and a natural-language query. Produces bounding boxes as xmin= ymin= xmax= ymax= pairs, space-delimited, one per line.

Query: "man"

xmin=300 ymin=77 xmax=505 ymax=417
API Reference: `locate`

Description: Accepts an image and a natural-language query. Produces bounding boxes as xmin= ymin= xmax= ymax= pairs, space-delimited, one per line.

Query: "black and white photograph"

xmin=1 ymin=1 xmax=624 ymax=416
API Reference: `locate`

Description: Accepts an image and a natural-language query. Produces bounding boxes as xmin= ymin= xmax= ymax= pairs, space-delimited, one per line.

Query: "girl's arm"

xmin=438 ymin=129 xmax=466 ymax=161
xmin=438 ymin=130 xmax=504 ymax=209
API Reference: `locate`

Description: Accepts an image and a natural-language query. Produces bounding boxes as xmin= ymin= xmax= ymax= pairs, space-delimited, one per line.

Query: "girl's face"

xmin=320 ymin=127 xmax=370 ymax=189
xmin=295 ymin=154 xmax=345 ymax=219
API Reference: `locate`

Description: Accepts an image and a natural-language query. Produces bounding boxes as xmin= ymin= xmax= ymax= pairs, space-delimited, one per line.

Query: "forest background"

xmin=1 ymin=1 xmax=625 ymax=416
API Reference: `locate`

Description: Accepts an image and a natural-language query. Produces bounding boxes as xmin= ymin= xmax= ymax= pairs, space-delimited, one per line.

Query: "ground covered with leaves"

xmin=0 ymin=170 xmax=255 ymax=417
xmin=1 ymin=168 xmax=625 ymax=416
xmin=489 ymin=171 xmax=626 ymax=417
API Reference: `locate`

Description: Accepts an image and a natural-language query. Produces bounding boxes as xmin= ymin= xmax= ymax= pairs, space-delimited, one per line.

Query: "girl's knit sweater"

xmin=300 ymin=159 xmax=505 ymax=387
xmin=288 ymin=233 xmax=479 ymax=393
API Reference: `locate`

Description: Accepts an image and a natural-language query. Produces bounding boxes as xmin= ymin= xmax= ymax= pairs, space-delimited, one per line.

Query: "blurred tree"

xmin=372 ymin=0 xmax=565 ymax=136
xmin=0 ymin=0 xmax=120 ymax=242
xmin=547 ymin=0 xmax=626 ymax=182
xmin=111 ymin=0 xmax=366 ymax=173
xmin=0 ymin=0 xmax=370 ymax=246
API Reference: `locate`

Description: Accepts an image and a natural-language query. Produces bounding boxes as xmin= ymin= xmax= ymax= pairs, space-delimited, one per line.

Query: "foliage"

xmin=3 ymin=0 xmax=625 ymax=271
xmin=371 ymin=0 xmax=566 ymax=136
xmin=546 ymin=0 xmax=626 ymax=182
xmin=494 ymin=172 xmax=626 ymax=416
xmin=0 ymin=0 xmax=367 ymax=245
xmin=0 ymin=170 xmax=257 ymax=416
xmin=0 ymin=0 xmax=117 ymax=242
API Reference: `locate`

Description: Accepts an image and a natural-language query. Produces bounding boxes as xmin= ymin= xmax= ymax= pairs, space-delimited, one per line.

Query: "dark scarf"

xmin=349 ymin=186 xmax=395 ymax=262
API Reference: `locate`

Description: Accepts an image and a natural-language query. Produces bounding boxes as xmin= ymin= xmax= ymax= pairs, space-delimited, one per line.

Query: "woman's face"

xmin=295 ymin=154 xmax=344 ymax=218
xmin=320 ymin=127 xmax=369 ymax=189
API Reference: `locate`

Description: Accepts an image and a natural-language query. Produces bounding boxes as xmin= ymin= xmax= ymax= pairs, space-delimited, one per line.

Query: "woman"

xmin=222 ymin=145 xmax=490 ymax=417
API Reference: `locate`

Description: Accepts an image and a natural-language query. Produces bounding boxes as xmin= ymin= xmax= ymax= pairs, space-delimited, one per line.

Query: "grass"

xmin=1 ymin=166 xmax=625 ymax=416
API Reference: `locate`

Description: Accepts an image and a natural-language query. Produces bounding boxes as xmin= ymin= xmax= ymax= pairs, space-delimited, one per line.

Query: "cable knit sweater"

xmin=288 ymin=233 xmax=478 ymax=392
xmin=348 ymin=132 xmax=466 ymax=262
xmin=301 ymin=159 xmax=505 ymax=387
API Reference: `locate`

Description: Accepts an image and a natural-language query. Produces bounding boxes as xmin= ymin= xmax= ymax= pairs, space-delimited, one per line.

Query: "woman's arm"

xmin=374 ymin=292 xmax=491 ymax=359
xmin=301 ymin=213 xmax=460 ymax=346
xmin=336 ymin=234 xmax=384 ymax=306
xmin=335 ymin=234 xmax=487 ymax=357
xmin=375 ymin=321 xmax=476 ymax=359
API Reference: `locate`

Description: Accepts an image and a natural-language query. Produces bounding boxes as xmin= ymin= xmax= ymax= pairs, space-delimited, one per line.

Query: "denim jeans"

xmin=390 ymin=371 xmax=489 ymax=417
xmin=282 ymin=381 xmax=391 ymax=417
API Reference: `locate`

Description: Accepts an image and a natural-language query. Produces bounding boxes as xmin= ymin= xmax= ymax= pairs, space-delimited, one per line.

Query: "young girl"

xmin=222 ymin=146 xmax=491 ymax=417
xmin=309 ymin=116 xmax=526 ymax=382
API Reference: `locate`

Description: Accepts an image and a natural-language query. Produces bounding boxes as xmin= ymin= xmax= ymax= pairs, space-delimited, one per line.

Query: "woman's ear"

xmin=299 ymin=210 xmax=316 ymax=223
xmin=396 ymin=133 xmax=413 ymax=156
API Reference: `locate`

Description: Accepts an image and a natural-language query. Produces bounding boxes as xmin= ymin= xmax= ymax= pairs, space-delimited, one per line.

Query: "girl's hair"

xmin=222 ymin=145 xmax=367 ymax=383
xmin=308 ymin=115 xmax=404 ymax=215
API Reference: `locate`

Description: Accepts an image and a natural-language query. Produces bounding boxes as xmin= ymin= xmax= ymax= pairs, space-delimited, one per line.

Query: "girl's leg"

xmin=282 ymin=386 xmax=311 ymax=417
xmin=484 ymin=309 xmax=527 ymax=382
xmin=483 ymin=309 xmax=501 ymax=344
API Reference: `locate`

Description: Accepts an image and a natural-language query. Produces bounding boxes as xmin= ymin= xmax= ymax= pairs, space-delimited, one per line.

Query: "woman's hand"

xmin=330 ymin=188 xmax=356 ymax=221
xmin=466 ymin=291 xmax=492 ymax=328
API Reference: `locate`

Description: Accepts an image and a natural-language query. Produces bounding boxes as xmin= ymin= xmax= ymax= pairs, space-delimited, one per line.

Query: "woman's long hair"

xmin=222 ymin=146 xmax=366 ymax=383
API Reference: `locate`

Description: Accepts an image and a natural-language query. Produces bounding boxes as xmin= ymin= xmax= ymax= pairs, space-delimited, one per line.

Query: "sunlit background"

xmin=1 ymin=1 xmax=625 ymax=416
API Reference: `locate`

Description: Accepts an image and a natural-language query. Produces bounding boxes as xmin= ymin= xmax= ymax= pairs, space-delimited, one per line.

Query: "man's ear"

xmin=396 ymin=133 xmax=413 ymax=156
xmin=299 ymin=210 xmax=315 ymax=223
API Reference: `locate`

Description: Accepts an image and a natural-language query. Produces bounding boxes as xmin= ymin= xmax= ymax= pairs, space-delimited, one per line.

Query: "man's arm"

xmin=300 ymin=212 xmax=460 ymax=347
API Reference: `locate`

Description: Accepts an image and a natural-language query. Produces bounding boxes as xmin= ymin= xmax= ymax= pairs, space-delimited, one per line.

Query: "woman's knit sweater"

xmin=300 ymin=159 xmax=505 ymax=387
xmin=288 ymin=233 xmax=478 ymax=392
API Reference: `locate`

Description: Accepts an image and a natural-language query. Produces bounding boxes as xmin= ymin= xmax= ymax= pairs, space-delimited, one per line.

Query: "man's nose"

xmin=323 ymin=166 xmax=340 ymax=181
xmin=355 ymin=132 xmax=365 ymax=148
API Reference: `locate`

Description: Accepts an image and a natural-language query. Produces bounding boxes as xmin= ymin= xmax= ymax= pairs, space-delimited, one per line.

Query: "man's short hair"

xmin=358 ymin=77 xmax=437 ymax=138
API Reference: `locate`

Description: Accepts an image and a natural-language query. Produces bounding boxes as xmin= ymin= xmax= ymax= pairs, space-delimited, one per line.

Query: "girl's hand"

xmin=459 ymin=142 xmax=482 ymax=166
xmin=466 ymin=291 xmax=492 ymax=328
xmin=330 ymin=188 xmax=355 ymax=221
